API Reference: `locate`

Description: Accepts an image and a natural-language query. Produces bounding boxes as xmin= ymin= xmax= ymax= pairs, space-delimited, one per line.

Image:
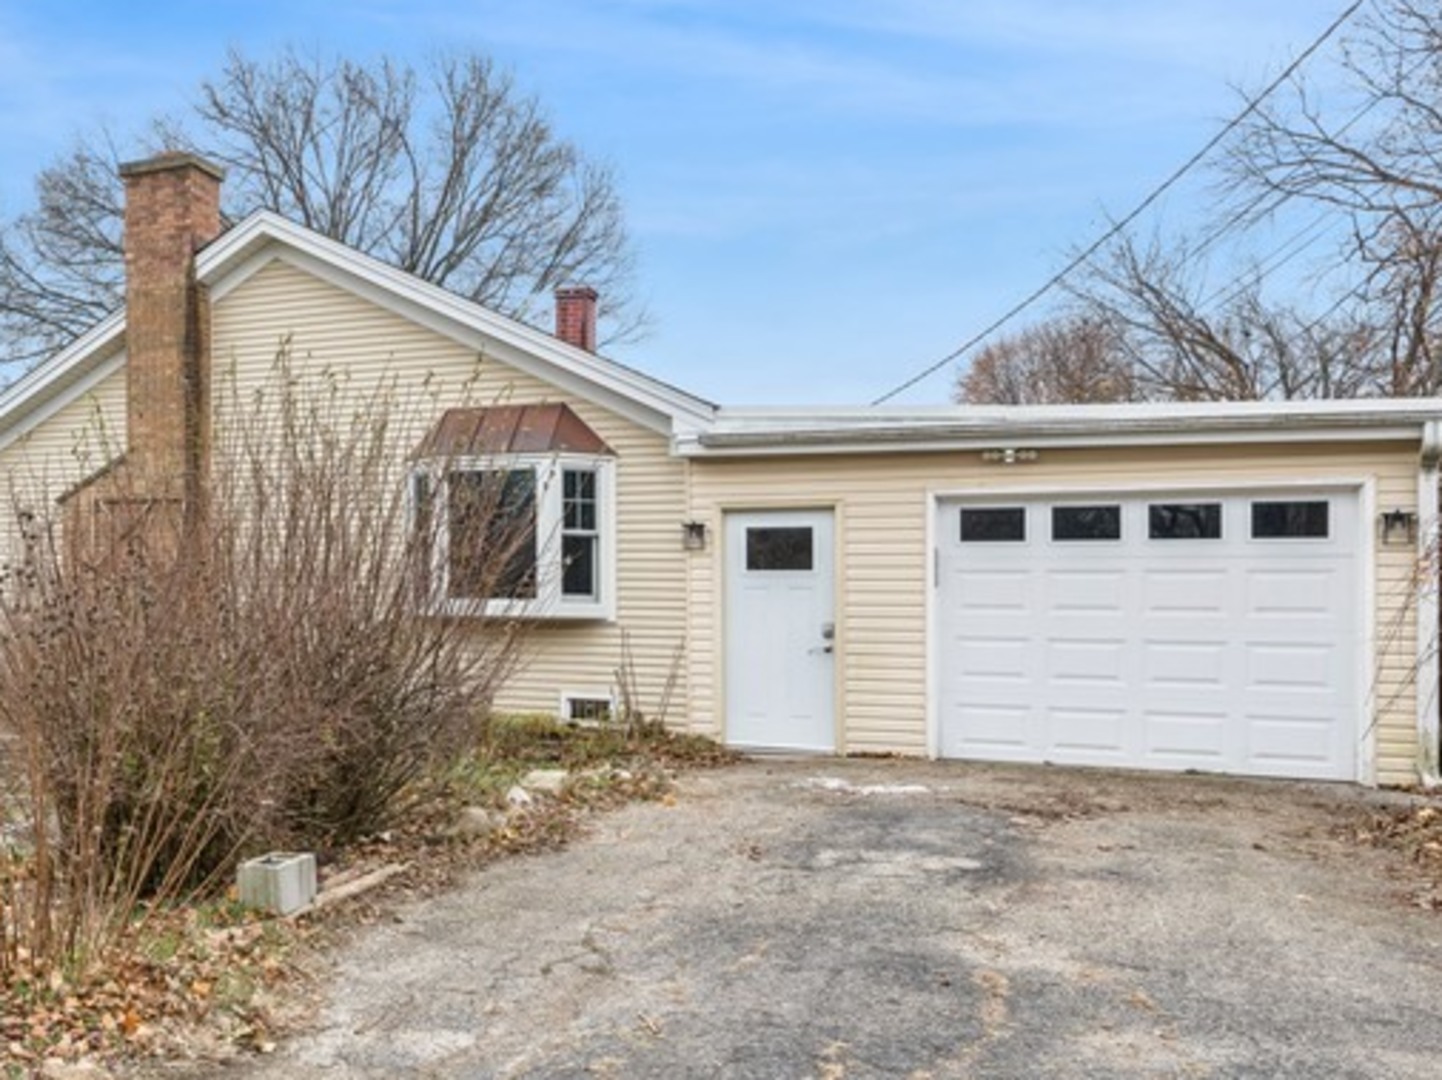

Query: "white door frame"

xmin=722 ymin=507 xmax=838 ymax=752
xmin=925 ymin=476 xmax=1376 ymax=783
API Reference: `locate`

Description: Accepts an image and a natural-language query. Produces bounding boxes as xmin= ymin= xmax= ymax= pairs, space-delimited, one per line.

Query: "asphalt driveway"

xmin=230 ymin=759 xmax=1442 ymax=1078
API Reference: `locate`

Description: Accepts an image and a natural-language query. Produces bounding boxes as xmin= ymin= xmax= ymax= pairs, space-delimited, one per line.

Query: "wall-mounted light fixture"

xmin=980 ymin=448 xmax=1039 ymax=465
xmin=682 ymin=520 xmax=708 ymax=550
xmin=1381 ymin=508 xmax=1418 ymax=545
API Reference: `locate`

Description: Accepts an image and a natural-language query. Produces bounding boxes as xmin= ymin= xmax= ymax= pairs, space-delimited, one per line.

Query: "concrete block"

xmin=238 ymin=851 xmax=318 ymax=916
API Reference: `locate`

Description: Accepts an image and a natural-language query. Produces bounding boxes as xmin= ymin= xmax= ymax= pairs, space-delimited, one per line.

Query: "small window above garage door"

xmin=1251 ymin=500 xmax=1329 ymax=538
xmin=1051 ymin=504 xmax=1121 ymax=541
xmin=1149 ymin=502 xmax=1222 ymax=540
xmin=960 ymin=507 xmax=1025 ymax=542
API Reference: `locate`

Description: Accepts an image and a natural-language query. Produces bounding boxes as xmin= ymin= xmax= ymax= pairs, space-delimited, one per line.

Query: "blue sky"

xmin=0 ymin=1 xmax=1349 ymax=405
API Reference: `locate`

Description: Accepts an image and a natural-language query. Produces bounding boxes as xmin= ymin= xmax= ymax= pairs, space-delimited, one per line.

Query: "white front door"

xmin=724 ymin=510 xmax=836 ymax=751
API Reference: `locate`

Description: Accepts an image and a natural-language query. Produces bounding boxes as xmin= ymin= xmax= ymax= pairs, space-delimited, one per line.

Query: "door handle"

xmin=811 ymin=622 xmax=835 ymax=654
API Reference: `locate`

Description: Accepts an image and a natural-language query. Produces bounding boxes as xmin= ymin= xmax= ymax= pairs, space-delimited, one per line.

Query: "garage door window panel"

xmin=1149 ymin=503 xmax=1222 ymax=540
xmin=1052 ymin=505 xmax=1122 ymax=542
xmin=960 ymin=507 xmax=1026 ymax=542
xmin=1252 ymin=500 xmax=1329 ymax=539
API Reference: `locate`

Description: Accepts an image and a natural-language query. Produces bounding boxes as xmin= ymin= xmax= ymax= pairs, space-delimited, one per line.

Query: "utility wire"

xmin=870 ymin=0 xmax=1363 ymax=405
xmin=1199 ymin=210 xmax=1334 ymax=311
xmin=1164 ymin=44 xmax=1435 ymax=308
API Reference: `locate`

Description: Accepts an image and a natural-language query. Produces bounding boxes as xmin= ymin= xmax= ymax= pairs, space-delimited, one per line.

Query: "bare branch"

xmin=0 ymin=47 xmax=644 ymax=373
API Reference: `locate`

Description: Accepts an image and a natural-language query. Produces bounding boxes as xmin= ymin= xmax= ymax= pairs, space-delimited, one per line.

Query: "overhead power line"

xmin=870 ymin=0 xmax=1363 ymax=405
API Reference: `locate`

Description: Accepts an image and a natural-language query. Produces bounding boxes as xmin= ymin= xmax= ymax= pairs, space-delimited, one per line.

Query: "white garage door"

xmin=936 ymin=490 xmax=1361 ymax=780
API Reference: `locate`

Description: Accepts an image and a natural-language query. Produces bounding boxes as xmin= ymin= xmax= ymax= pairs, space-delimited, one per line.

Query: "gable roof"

xmin=200 ymin=213 xmax=716 ymax=433
xmin=0 ymin=210 xmax=716 ymax=451
xmin=5 ymin=208 xmax=1442 ymax=459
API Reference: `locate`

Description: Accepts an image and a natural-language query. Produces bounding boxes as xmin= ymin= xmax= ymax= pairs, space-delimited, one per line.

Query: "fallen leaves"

xmin=1344 ymin=796 xmax=1442 ymax=909
xmin=2 ymin=898 xmax=298 ymax=1070
xmin=1 ymin=723 xmax=733 ymax=1071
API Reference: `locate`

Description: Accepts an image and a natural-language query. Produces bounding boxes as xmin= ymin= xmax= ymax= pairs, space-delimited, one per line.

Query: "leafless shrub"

xmin=613 ymin=629 xmax=684 ymax=738
xmin=0 ymin=349 xmax=530 ymax=976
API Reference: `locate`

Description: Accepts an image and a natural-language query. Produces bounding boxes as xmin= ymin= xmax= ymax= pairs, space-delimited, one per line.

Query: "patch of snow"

xmin=800 ymin=777 xmax=932 ymax=796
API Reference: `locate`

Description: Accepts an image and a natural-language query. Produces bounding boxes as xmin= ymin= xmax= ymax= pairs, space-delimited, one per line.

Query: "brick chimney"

xmin=555 ymin=285 xmax=598 ymax=352
xmin=117 ymin=152 xmax=224 ymax=510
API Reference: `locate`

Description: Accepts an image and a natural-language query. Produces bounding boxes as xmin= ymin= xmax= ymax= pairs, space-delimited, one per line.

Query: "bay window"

xmin=412 ymin=455 xmax=615 ymax=619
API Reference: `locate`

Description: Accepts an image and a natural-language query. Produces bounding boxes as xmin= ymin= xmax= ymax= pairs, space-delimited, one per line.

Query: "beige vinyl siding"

xmin=0 ymin=369 xmax=126 ymax=562
xmin=210 ymin=257 xmax=688 ymax=719
xmin=687 ymin=441 xmax=1426 ymax=785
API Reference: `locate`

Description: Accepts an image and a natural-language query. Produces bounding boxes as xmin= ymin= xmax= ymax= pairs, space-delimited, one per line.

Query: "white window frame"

xmin=560 ymin=689 xmax=618 ymax=725
xmin=411 ymin=452 xmax=617 ymax=621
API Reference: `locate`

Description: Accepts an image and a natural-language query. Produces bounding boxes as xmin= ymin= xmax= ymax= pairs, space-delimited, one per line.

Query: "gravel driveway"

xmin=225 ymin=759 xmax=1442 ymax=1078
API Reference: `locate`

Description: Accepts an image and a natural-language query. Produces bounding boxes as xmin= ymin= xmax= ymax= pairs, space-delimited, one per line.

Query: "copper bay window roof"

xmin=412 ymin=403 xmax=614 ymax=459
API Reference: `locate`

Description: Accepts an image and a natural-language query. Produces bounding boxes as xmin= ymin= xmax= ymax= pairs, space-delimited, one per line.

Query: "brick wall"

xmin=117 ymin=152 xmax=223 ymax=502
xmin=555 ymin=285 xmax=598 ymax=352
xmin=62 ymin=153 xmax=224 ymax=557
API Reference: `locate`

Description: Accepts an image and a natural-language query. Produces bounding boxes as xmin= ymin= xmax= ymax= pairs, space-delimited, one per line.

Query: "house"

xmin=2 ymin=152 xmax=1439 ymax=787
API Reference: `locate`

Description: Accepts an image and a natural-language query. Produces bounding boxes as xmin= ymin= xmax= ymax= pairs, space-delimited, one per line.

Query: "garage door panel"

xmin=1246 ymin=714 xmax=1345 ymax=774
xmin=1046 ymin=637 xmax=1128 ymax=686
xmin=943 ymin=702 xmax=1035 ymax=756
xmin=1246 ymin=643 xmax=1337 ymax=689
xmin=938 ymin=490 xmax=1359 ymax=781
xmin=951 ymin=568 xmax=1033 ymax=611
xmin=1144 ymin=568 xmax=1231 ymax=614
xmin=1047 ymin=568 xmax=1127 ymax=612
xmin=1143 ymin=640 xmax=1229 ymax=687
xmin=959 ymin=637 xmax=1031 ymax=680
xmin=1142 ymin=710 xmax=1229 ymax=763
xmin=1245 ymin=568 xmax=1339 ymax=616
xmin=1046 ymin=706 xmax=1129 ymax=756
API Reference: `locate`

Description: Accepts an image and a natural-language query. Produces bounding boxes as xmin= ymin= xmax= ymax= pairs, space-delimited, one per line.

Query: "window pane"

xmin=411 ymin=472 xmax=435 ymax=603
xmin=746 ymin=527 xmax=813 ymax=571
xmin=1252 ymin=500 xmax=1328 ymax=538
xmin=448 ymin=469 xmax=537 ymax=600
xmin=1052 ymin=505 xmax=1121 ymax=541
xmin=563 ymin=469 xmax=597 ymax=531
xmin=562 ymin=534 xmax=597 ymax=598
xmin=1149 ymin=503 xmax=1221 ymax=540
xmin=960 ymin=507 xmax=1025 ymax=542
xmin=566 ymin=697 xmax=612 ymax=722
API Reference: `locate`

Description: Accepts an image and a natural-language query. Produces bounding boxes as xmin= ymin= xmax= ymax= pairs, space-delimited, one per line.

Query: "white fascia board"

xmin=682 ymin=399 xmax=1442 ymax=456
xmin=0 ymin=313 xmax=126 ymax=440
xmin=0 ymin=349 xmax=127 ymax=457
xmin=198 ymin=212 xmax=717 ymax=434
xmin=676 ymin=425 xmax=1430 ymax=458
xmin=715 ymin=397 xmax=1442 ymax=426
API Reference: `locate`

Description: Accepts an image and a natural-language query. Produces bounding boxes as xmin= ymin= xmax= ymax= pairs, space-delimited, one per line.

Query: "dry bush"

xmin=0 ymin=352 xmax=529 ymax=976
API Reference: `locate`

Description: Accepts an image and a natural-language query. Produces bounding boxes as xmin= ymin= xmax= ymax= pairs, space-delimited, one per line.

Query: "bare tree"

xmin=0 ymin=47 xmax=640 ymax=369
xmin=1049 ymin=0 xmax=1442 ymax=404
xmin=1073 ymin=234 xmax=1387 ymax=400
xmin=956 ymin=316 xmax=1136 ymax=404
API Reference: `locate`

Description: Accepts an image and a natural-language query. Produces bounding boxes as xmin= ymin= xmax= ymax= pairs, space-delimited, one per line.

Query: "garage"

xmin=935 ymin=489 xmax=1362 ymax=780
